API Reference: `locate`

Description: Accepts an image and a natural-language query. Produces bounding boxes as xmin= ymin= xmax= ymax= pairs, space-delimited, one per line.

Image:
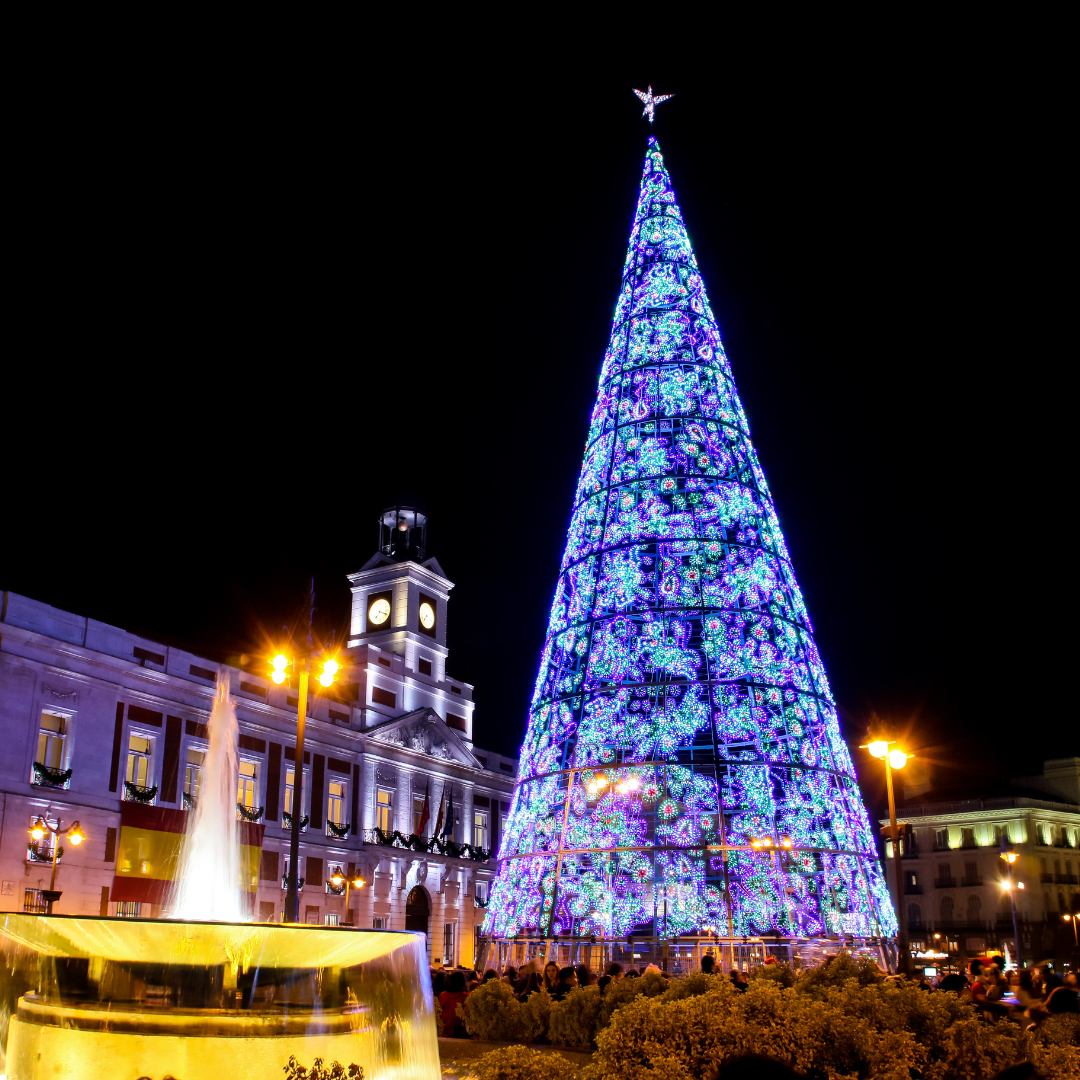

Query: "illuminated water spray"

xmin=171 ymin=674 xmax=245 ymax=921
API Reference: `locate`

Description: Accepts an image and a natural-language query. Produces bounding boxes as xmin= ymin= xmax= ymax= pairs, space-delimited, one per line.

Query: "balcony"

xmin=1041 ymin=872 xmax=1055 ymax=883
xmin=282 ymin=812 xmax=308 ymax=833
xmin=935 ymin=877 xmax=957 ymax=889
xmin=326 ymin=821 xmax=351 ymax=840
xmin=26 ymin=842 xmax=61 ymax=864
xmin=362 ymin=828 xmax=490 ymax=863
xmin=183 ymin=793 xmax=197 ymax=811
xmin=237 ymin=804 xmax=264 ymax=823
xmin=960 ymin=876 xmax=983 ymax=888
xmin=905 ymin=884 xmax=924 ymax=895
xmin=123 ymin=782 xmax=157 ymax=805
xmin=1056 ymin=873 xmax=1079 ymax=885
xmin=31 ymin=762 xmax=72 ymax=790
xmin=281 ymin=875 xmax=305 ymax=892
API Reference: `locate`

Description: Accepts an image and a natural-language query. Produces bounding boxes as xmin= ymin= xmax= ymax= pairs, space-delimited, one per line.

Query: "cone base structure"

xmin=482 ymin=137 xmax=897 ymax=966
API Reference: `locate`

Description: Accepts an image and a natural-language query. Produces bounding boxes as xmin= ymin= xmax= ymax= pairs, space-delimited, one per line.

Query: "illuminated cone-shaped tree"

xmin=485 ymin=137 xmax=897 ymax=948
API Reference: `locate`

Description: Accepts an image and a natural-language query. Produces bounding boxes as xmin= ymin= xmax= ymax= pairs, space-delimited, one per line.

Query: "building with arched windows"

xmin=0 ymin=509 xmax=516 ymax=968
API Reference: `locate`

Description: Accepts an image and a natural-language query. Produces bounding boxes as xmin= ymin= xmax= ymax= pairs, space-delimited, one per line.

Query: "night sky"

xmin=5 ymin=62 xmax=1070 ymax=816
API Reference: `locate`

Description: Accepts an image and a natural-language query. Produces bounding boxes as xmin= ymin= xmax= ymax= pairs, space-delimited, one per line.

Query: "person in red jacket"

xmin=438 ymin=970 xmax=470 ymax=1037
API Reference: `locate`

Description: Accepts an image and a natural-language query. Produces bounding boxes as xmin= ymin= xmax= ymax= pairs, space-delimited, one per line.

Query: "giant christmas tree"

xmin=484 ymin=136 xmax=897 ymax=948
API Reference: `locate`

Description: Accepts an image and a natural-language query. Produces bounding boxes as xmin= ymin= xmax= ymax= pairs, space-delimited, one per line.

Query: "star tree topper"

xmin=633 ymin=85 xmax=674 ymax=123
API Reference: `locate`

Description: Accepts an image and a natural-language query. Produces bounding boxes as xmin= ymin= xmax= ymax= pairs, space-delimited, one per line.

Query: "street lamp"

xmin=1063 ymin=913 xmax=1079 ymax=946
xmin=861 ymin=736 xmax=912 ymax=975
xmin=29 ymin=814 xmax=86 ymax=913
xmin=330 ymin=866 xmax=365 ymax=924
xmin=273 ymin=583 xmax=341 ymax=923
xmin=999 ymin=839 xmax=1024 ymax=967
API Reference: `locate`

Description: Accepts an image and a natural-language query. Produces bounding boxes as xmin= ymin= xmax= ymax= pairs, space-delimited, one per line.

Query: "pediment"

xmin=366 ymin=707 xmax=479 ymax=767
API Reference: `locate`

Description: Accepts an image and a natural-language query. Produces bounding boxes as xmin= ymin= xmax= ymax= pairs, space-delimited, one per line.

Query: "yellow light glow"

xmin=867 ymin=740 xmax=889 ymax=759
xmin=319 ymin=672 xmax=333 ymax=687
xmin=781 ymin=837 xmax=793 ymax=849
xmin=1000 ymin=881 xmax=1012 ymax=890
xmin=69 ymin=828 xmax=84 ymax=846
xmin=1066 ymin=915 xmax=1074 ymax=922
xmin=1000 ymin=851 xmax=1018 ymax=864
xmin=323 ymin=659 xmax=339 ymax=677
xmin=31 ymin=824 xmax=45 ymax=841
xmin=626 ymin=777 xmax=641 ymax=791
xmin=353 ymin=877 xmax=365 ymax=888
xmin=888 ymin=749 xmax=909 ymax=769
xmin=331 ymin=872 xmax=344 ymax=886
xmin=272 ymin=655 xmax=288 ymax=672
xmin=272 ymin=670 xmax=286 ymax=684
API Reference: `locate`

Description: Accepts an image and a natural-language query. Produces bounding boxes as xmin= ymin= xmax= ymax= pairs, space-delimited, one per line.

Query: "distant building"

xmin=883 ymin=759 xmax=1080 ymax=969
xmin=0 ymin=508 xmax=516 ymax=969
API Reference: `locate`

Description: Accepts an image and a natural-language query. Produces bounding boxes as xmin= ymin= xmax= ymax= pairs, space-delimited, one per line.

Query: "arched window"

xmin=967 ymin=894 xmax=982 ymax=922
xmin=405 ymin=886 xmax=430 ymax=935
xmin=941 ymin=896 xmax=954 ymax=923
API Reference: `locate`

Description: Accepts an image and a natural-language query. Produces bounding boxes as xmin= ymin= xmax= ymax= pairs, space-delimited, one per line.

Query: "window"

xmin=963 ymin=861 xmax=979 ymax=885
xmin=327 ymin=780 xmax=346 ymax=833
xmin=118 ymin=902 xmax=142 ymax=918
xmin=23 ymin=888 xmax=45 ymax=914
xmin=237 ymin=760 xmax=258 ymax=810
xmin=284 ymin=768 xmax=308 ymax=820
xmin=443 ymin=921 xmax=456 ymax=967
xmin=185 ymin=748 xmax=205 ymax=804
xmin=126 ymin=734 xmax=153 ymax=788
xmin=473 ymin=810 xmax=488 ymax=849
xmin=960 ymin=828 xmax=976 ymax=849
xmin=906 ymin=872 xmax=918 ymax=888
xmin=934 ymin=829 xmax=949 ymax=851
xmin=941 ymin=896 xmax=954 ymax=922
xmin=475 ymin=881 xmax=489 ymax=904
xmin=324 ymin=913 xmax=340 ymax=926
xmin=376 ymin=789 xmax=394 ymax=832
xmin=372 ymin=686 xmax=396 ymax=708
xmin=414 ymin=794 xmax=427 ymax=835
xmin=418 ymin=657 xmax=432 ymax=676
xmin=937 ymin=863 xmax=953 ymax=882
xmin=373 ymin=917 xmax=387 ymax=930
xmin=499 ymin=762 xmax=513 ymax=773
xmin=994 ymin=824 xmax=1008 ymax=845
xmin=967 ymin=894 xmax=982 ymax=921
xmin=37 ymin=712 xmax=66 ymax=769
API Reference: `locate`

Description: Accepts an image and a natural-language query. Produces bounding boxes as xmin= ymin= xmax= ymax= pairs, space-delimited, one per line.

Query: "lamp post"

xmin=272 ymin=584 xmax=340 ymax=924
xmin=1063 ymin=913 xmax=1079 ymax=946
xmin=30 ymin=814 xmax=85 ymax=913
xmin=330 ymin=866 xmax=365 ymax=925
xmin=999 ymin=839 xmax=1023 ymax=968
xmin=862 ymin=738 xmax=912 ymax=976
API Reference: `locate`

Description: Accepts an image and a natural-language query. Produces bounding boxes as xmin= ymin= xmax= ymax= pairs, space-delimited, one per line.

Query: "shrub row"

xmin=454 ymin=954 xmax=1080 ymax=1080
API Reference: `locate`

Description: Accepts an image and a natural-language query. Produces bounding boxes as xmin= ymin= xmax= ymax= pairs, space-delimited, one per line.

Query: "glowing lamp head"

xmin=1000 ymin=880 xmax=1012 ymax=891
xmin=324 ymin=659 xmax=339 ymax=677
xmin=319 ymin=671 xmax=333 ymax=687
xmin=68 ymin=824 xmax=84 ymax=846
xmin=272 ymin=654 xmax=288 ymax=672
xmin=397 ymin=518 xmax=408 ymax=532
xmin=1000 ymin=850 xmax=1018 ymax=864
xmin=272 ymin=670 xmax=286 ymax=684
xmin=331 ymin=871 xmax=344 ymax=886
xmin=31 ymin=819 xmax=45 ymax=841
xmin=867 ymin=740 xmax=889 ymax=759
xmin=888 ymin=749 xmax=909 ymax=770
xmin=1066 ymin=915 xmax=1073 ymax=922
xmin=353 ymin=876 xmax=365 ymax=888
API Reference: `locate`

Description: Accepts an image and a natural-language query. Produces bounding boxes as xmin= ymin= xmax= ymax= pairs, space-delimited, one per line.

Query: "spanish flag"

xmin=111 ymin=804 xmax=264 ymax=905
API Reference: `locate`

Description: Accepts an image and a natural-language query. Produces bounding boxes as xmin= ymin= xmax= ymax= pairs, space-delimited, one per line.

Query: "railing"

xmin=905 ymin=884 xmax=924 ymax=895
xmin=907 ymin=918 xmax=924 ymax=930
xmin=237 ymin=804 xmax=264 ymax=823
xmin=123 ymin=782 xmax=157 ymax=804
xmin=960 ymin=876 xmax=983 ymax=887
xmin=361 ymin=828 xmax=490 ymax=863
xmin=902 ymin=845 xmax=920 ymax=859
xmin=1056 ymin=873 xmax=1079 ymax=884
xmin=935 ymin=877 xmax=957 ymax=888
xmin=26 ymin=842 xmax=60 ymax=864
xmin=1041 ymin=872 xmax=1055 ymax=882
xmin=32 ymin=762 xmax=72 ymax=789
xmin=183 ymin=793 xmax=197 ymax=811
xmin=326 ymin=821 xmax=351 ymax=839
xmin=281 ymin=876 xmax=305 ymax=892
xmin=282 ymin=812 xmax=308 ymax=833
xmin=326 ymin=879 xmax=346 ymax=896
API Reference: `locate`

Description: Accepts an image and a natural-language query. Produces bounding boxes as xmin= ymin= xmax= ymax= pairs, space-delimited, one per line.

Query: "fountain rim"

xmin=4 ymin=912 xmax=421 ymax=935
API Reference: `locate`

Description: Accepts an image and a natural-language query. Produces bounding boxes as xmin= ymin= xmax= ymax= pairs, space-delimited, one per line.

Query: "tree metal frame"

xmin=484 ymin=137 xmax=897 ymax=951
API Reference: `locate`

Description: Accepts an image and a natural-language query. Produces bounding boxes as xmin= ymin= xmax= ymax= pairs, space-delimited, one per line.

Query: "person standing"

xmin=438 ymin=971 xmax=470 ymax=1038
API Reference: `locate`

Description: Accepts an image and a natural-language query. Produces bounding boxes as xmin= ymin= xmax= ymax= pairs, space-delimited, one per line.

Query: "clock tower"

xmin=346 ymin=507 xmax=474 ymax=742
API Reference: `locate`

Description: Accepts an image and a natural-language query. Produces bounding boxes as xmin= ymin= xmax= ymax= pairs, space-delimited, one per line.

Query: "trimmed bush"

xmin=443 ymin=1044 xmax=581 ymax=1080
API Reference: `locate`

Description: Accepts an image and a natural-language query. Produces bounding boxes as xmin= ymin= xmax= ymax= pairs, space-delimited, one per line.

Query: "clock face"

xmin=418 ymin=601 xmax=435 ymax=629
xmin=368 ymin=598 xmax=391 ymax=626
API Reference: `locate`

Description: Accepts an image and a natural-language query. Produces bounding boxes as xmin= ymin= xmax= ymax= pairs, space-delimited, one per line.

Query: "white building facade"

xmin=882 ymin=760 xmax=1080 ymax=970
xmin=0 ymin=516 xmax=517 ymax=970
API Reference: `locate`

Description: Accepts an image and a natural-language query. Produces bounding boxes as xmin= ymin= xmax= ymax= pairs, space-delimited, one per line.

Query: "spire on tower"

xmin=483 ymin=138 xmax=897 ymax=951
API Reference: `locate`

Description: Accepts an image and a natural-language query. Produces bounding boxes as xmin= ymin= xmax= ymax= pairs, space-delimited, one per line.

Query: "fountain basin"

xmin=0 ymin=914 xmax=439 ymax=1080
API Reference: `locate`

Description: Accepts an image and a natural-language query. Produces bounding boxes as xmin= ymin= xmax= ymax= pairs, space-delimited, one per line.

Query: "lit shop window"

xmin=376 ymin=789 xmax=394 ymax=832
xmin=126 ymin=735 xmax=153 ymax=787
xmin=237 ymin=760 xmax=258 ymax=810
xmin=37 ymin=713 xmax=66 ymax=769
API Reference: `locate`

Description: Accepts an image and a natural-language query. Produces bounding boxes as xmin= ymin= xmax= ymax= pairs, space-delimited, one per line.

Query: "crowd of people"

xmin=430 ymin=952 xmax=1079 ymax=1039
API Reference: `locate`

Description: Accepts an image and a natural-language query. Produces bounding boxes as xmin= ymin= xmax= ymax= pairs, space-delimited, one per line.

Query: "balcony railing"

xmin=237 ymin=804 xmax=264 ymax=823
xmin=31 ymin=762 xmax=72 ymax=789
xmin=935 ymin=877 xmax=957 ymax=889
xmin=282 ymin=812 xmax=308 ymax=833
xmin=362 ymin=828 xmax=490 ymax=863
xmin=26 ymin=842 xmax=61 ymax=864
xmin=281 ymin=876 xmax=305 ymax=892
xmin=326 ymin=820 xmax=351 ymax=840
xmin=1041 ymin=872 xmax=1055 ymax=882
xmin=183 ymin=793 xmax=197 ymax=811
xmin=905 ymin=884 xmax=924 ymax=895
xmin=1056 ymin=873 xmax=1079 ymax=884
xmin=960 ymin=876 xmax=983 ymax=887
xmin=123 ymin=782 xmax=157 ymax=804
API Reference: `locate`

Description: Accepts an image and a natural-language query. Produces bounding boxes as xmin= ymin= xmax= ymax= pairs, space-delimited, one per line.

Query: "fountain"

xmin=0 ymin=677 xmax=441 ymax=1079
